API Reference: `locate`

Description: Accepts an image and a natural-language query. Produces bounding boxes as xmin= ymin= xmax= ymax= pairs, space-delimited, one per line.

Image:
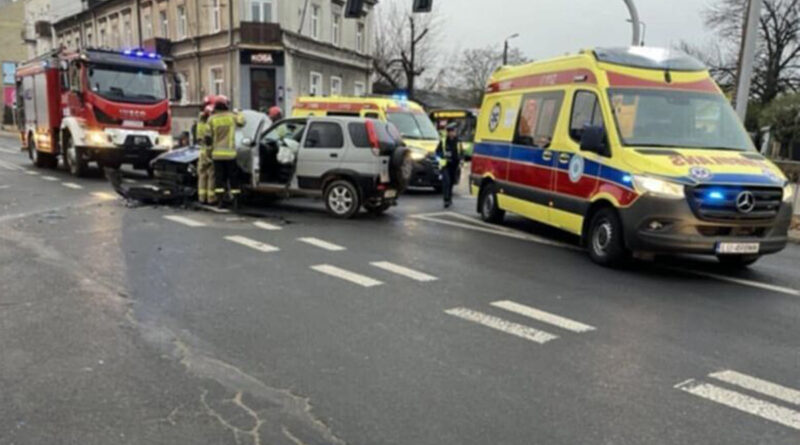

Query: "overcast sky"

xmin=386 ymin=0 xmax=717 ymax=60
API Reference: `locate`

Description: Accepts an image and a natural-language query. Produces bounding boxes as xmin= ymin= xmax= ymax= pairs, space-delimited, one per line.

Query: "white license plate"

xmin=716 ymin=242 xmax=760 ymax=254
xmin=123 ymin=120 xmax=144 ymax=128
xmin=384 ymin=190 xmax=397 ymax=198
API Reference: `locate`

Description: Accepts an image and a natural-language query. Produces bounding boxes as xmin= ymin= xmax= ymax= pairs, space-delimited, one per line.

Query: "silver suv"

xmin=245 ymin=116 xmax=412 ymax=218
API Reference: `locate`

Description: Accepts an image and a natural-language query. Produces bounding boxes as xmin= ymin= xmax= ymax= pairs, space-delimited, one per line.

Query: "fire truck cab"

xmin=16 ymin=48 xmax=172 ymax=176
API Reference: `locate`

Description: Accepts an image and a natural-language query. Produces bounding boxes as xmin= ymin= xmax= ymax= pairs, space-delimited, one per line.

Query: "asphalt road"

xmin=1 ymin=135 xmax=799 ymax=445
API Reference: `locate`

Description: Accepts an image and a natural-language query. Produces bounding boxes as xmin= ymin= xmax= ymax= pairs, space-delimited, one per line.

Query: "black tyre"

xmin=717 ymin=255 xmax=760 ymax=268
xmin=390 ymin=147 xmax=412 ymax=192
xmin=479 ymin=183 xmax=505 ymax=223
xmin=324 ymin=180 xmax=360 ymax=219
xmin=63 ymin=134 xmax=88 ymax=177
xmin=364 ymin=202 xmax=391 ymax=216
xmin=587 ymin=208 xmax=629 ymax=267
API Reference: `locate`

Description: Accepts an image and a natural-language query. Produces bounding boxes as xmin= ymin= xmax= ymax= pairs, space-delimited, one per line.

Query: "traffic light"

xmin=412 ymin=0 xmax=433 ymax=13
xmin=344 ymin=0 xmax=365 ymax=18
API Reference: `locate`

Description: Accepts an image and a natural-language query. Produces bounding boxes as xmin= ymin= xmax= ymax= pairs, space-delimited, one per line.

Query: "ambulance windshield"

xmin=88 ymin=64 xmax=167 ymax=104
xmin=387 ymin=112 xmax=440 ymax=140
xmin=608 ymin=88 xmax=753 ymax=151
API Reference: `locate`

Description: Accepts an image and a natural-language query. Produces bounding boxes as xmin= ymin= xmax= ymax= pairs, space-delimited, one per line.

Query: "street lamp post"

xmin=622 ymin=0 xmax=641 ymax=46
xmin=626 ymin=19 xmax=646 ymax=46
xmin=503 ymin=33 xmax=519 ymax=65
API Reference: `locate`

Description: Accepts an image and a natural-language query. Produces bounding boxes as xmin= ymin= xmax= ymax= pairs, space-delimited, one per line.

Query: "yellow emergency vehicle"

xmin=471 ymin=47 xmax=794 ymax=267
xmin=293 ymin=96 xmax=444 ymax=189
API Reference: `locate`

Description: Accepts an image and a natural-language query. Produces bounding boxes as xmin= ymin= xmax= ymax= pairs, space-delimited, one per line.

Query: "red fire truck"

xmin=16 ymin=47 xmax=172 ymax=176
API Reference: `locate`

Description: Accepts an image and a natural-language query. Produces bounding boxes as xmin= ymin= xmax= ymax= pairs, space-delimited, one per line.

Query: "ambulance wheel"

xmin=325 ymin=180 xmax=360 ymax=219
xmin=717 ymin=255 xmax=760 ymax=268
xmin=64 ymin=135 xmax=88 ymax=177
xmin=588 ymin=208 xmax=629 ymax=267
xmin=479 ymin=183 xmax=504 ymax=223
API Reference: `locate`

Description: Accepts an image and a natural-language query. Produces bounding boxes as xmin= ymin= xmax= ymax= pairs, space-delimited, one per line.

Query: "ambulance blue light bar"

xmin=122 ymin=49 xmax=161 ymax=59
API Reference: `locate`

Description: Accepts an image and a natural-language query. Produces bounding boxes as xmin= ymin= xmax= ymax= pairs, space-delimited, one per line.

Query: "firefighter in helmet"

xmin=196 ymin=97 xmax=215 ymax=204
xmin=204 ymin=95 xmax=245 ymax=207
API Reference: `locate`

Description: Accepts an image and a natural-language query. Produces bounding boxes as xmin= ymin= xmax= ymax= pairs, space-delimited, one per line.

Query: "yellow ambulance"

xmin=471 ymin=47 xmax=794 ymax=267
xmin=293 ymin=96 xmax=443 ymax=189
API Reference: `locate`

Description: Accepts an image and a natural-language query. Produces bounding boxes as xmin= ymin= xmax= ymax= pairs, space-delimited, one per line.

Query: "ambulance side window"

xmin=570 ymin=91 xmax=604 ymax=142
xmin=514 ymin=91 xmax=564 ymax=148
xmin=364 ymin=112 xmax=380 ymax=119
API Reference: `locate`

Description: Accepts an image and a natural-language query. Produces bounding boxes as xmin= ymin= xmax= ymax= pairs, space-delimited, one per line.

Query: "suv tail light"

xmin=365 ymin=120 xmax=380 ymax=156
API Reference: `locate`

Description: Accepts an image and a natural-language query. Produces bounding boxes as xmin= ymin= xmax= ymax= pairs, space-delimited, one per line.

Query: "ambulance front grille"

xmin=687 ymin=185 xmax=783 ymax=222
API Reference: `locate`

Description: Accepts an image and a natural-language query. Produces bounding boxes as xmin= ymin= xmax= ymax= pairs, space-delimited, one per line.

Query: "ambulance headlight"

xmin=158 ymin=135 xmax=173 ymax=148
xmin=410 ymin=148 xmax=427 ymax=161
xmin=632 ymin=175 xmax=685 ymax=199
xmin=784 ymin=182 xmax=795 ymax=202
xmin=86 ymin=130 xmax=108 ymax=146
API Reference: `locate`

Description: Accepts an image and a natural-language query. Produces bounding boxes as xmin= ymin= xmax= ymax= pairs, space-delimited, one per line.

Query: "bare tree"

xmin=455 ymin=45 xmax=528 ymax=106
xmin=688 ymin=0 xmax=800 ymax=106
xmin=372 ymin=0 xmax=442 ymax=99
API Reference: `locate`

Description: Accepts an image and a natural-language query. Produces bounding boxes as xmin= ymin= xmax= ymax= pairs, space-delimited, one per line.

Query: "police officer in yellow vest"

xmin=195 ymin=102 xmax=215 ymax=204
xmin=203 ymin=95 xmax=245 ymax=207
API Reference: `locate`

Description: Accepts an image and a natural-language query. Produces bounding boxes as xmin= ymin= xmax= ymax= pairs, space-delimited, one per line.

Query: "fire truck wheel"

xmin=64 ymin=135 xmax=88 ymax=177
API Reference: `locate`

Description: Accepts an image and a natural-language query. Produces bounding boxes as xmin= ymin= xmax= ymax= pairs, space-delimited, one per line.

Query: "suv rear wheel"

xmin=390 ymin=147 xmax=411 ymax=192
xmin=325 ymin=180 xmax=360 ymax=219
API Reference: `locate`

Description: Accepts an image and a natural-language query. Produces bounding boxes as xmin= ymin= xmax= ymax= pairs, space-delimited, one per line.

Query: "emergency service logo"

xmin=489 ymin=103 xmax=502 ymax=132
xmin=568 ymin=155 xmax=584 ymax=183
xmin=689 ymin=166 xmax=712 ymax=181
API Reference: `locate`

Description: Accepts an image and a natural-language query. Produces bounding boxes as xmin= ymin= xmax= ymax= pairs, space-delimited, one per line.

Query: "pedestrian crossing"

xmin=676 ymin=370 xmax=800 ymax=431
xmin=445 ymin=300 xmax=594 ymax=346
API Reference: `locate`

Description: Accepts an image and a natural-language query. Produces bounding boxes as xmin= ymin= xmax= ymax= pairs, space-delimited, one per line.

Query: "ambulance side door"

xmin=551 ymin=89 xmax=605 ymax=235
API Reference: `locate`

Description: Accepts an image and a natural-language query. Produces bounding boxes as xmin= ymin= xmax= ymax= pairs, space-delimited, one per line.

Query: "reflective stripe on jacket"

xmin=206 ymin=112 xmax=244 ymax=160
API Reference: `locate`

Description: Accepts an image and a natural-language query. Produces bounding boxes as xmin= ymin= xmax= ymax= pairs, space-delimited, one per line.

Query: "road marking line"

xmin=669 ymin=267 xmax=800 ymax=297
xmin=0 ymin=147 xmax=18 ymax=155
xmin=164 ymin=215 xmax=207 ymax=227
xmin=444 ymin=307 xmax=558 ymax=344
xmin=410 ymin=212 xmax=577 ymax=250
xmin=42 ymin=175 xmax=58 ymax=181
xmin=0 ymin=185 xmax=9 ymax=189
xmin=298 ymin=237 xmax=346 ymax=251
xmin=92 ymin=191 xmax=117 ymax=200
xmin=254 ymin=221 xmax=282 ymax=231
xmin=709 ymin=370 xmax=800 ymax=406
xmin=62 ymin=182 xmax=83 ymax=190
xmin=25 ymin=170 xmax=39 ymax=175
xmin=491 ymin=300 xmax=596 ymax=333
xmin=196 ymin=203 xmax=230 ymax=213
xmin=311 ymin=264 xmax=382 ymax=288
xmin=0 ymin=159 xmax=22 ymax=171
xmin=676 ymin=380 xmax=800 ymax=431
xmin=370 ymin=261 xmax=438 ymax=282
xmin=225 ymin=235 xmax=279 ymax=253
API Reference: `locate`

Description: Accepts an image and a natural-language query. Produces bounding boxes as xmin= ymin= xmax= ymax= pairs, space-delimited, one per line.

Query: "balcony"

xmin=240 ymin=22 xmax=282 ymax=46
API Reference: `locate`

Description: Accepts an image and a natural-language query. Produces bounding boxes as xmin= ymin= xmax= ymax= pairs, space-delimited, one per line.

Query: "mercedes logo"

xmin=736 ymin=191 xmax=756 ymax=213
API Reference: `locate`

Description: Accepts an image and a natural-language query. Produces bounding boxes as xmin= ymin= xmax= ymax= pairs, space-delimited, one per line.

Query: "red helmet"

xmin=202 ymin=104 xmax=214 ymax=117
xmin=213 ymin=95 xmax=230 ymax=108
xmin=268 ymin=106 xmax=282 ymax=119
xmin=203 ymin=95 xmax=216 ymax=106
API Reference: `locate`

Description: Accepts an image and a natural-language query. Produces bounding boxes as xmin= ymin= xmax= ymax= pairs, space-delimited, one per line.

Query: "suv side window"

xmin=262 ymin=120 xmax=306 ymax=144
xmin=304 ymin=122 xmax=344 ymax=149
xmin=514 ymin=91 xmax=564 ymax=148
xmin=570 ymin=90 xmax=604 ymax=142
xmin=348 ymin=122 xmax=371 ymax=148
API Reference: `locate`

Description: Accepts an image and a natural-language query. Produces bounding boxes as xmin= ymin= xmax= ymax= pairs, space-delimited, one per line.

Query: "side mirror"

xmin=579 ymin=125 xmax=608 ymax=156
xmin=242 ymin=137 xmax=253 ymax=147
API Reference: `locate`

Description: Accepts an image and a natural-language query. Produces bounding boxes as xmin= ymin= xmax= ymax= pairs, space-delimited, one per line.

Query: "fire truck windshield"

xmin=88 ymin=64 xmax=167 ymax=104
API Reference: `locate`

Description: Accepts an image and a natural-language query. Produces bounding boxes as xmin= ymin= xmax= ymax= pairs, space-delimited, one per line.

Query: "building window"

xmin=210 ymin=66 xmax=224 ymax=95
xmin=310 ymin=4 xmax=320 ymax=40
xmin=356 ymin=22 xmax=365 ymax=53
xmin=176 ymin=72 xmax=190 ymax=105
xmin=122 ymin=11 xmax=132 ymax=46
xmin=330 ymin=77 xmax=342 ymax=96
xmin=354 ymin=81 xmax=365 ymax=96
xmin=85 ymin=30 xmax=93 ymax=46
xmin=98 ymin=20 xmax=107 ymax=46
xmin=159 ymin=9 xmax=168 ymax=38
xmin=310 ymin=71 xmax=322 ymax=96
xmin=110 ymin=15 xmax=119 ymax=48
xmin=331 ymin=8 xmax=341 ymax=46
xmin=250 ymin=1 xmax=274 ymax=22
xmin=177 ymin=5 xmax=187 ymax=39
xmin=143 ymin=10 xmax=152 ymax=39
xmin=211 ymin=0 xmax=221 ymax=33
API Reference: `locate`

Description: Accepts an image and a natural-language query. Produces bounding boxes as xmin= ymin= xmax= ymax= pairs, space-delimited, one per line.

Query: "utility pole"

xmin=622 ymin=0 xmax=641 ymax=46
xmin=503 ymin=33 xmax=519 ymax=65
xmin=735 ymin=0 xmax=763 ymax=122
